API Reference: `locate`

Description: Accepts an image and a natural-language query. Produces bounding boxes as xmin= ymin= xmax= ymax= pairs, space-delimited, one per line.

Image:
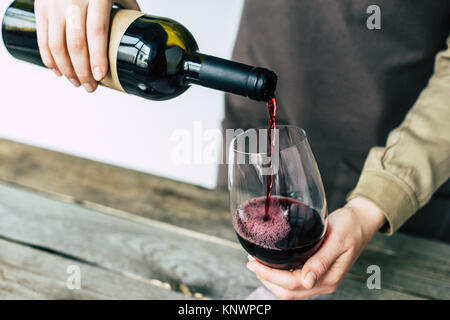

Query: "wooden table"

xmin=0 ymin=139 xmax=448 ymax=300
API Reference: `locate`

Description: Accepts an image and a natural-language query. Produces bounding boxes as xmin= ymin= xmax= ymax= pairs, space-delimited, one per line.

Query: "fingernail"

xmin=83 ymin=82 xmax=95 ymax=93
xmin=247 ymin=262 xmax=256 ymax=272
xmin=51 ymin=69 xmax=62 ymax=77
xmin=304 ymin=272 xmax=317 ymax=289
xmin=69 ymin=78 xmax=81 ymax=87
xmin=93 ymin=67 xmax=104 ymax=81
xmin=248 ymin=255 xmax=255 ymax=261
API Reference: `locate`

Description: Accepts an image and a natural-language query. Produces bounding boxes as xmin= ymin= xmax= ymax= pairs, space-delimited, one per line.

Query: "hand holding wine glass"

xmin=246 ymin=197 xmax=386 ymax=300
xmin=228 ymin=122 xmax=386 ymax=299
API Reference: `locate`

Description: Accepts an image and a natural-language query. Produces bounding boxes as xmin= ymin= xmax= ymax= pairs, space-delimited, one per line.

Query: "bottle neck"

xmin=183 ymin=53 xmax=277 ymax=102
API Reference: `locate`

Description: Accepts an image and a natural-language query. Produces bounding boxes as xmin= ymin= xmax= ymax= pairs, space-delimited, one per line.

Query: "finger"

xmin=34 ymin=2 xmax=60 ymax=76
xmin=247 ymin=261 xmax=302 ymax=291
xmin=260 ymin=278 xmax=336 ymax=300
xmin=48 ymin=13 xmax=80 ymax=87
xmin=86 ymin=0 xmax=112 ymax=81
xmin=66 ymin=3 xmax=97 ymax=92
xmin=119 ymin=0 xmax=141 ymax=10
xmin=300 ymin=232 xmax=343 ymax=289
xmin=259 ymin=279 xmax=298 ymax=300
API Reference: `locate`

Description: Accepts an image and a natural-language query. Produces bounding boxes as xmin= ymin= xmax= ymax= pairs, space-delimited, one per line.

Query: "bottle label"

xmin=101 ymin=9 xmax=145 ymax=92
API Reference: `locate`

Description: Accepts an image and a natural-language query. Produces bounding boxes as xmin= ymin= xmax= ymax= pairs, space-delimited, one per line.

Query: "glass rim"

xmin=229 ymin=125 xmax=308 ymax=156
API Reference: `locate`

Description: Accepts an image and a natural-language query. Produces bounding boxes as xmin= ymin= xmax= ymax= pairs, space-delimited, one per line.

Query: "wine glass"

xmin=228 ymin=125 xmax=328 ymax=270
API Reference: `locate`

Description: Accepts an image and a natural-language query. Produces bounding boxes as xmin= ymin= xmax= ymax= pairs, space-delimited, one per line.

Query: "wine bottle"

xmin=2 ymin=0 xmax=277 ymax=101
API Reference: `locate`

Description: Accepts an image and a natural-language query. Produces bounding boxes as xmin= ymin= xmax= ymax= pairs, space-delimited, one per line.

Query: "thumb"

xmin=300 ymin=241 xmax=341 ymax=289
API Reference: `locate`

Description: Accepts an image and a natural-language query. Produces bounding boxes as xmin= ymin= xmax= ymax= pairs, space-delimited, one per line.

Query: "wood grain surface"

xmin=0 ymin=139 xmax=448 ymax=299
xmin=0 ymin=238 xmax=189 ymax=300
xmin=0 ymin=139 xmax=233 ymax=240
xmin=0 ymin=183 xmax=428 ymax=300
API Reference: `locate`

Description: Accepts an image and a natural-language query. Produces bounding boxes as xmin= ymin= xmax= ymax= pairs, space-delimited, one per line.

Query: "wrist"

xmin=345 ymin=196 xmax=387 ymax=237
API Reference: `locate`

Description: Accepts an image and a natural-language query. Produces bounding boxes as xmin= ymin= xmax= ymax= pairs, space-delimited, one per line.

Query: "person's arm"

xmin=247 ymin=33 xmax=450 ymax=300
xmin=34 ymin=0 xmax=140 ymax=93
xmin=346 ymin=33 xmax=450 ymax=235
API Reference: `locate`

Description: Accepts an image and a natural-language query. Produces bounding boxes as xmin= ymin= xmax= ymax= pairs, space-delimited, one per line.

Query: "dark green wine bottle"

xmin=2 ymin=0 xmax=277 ymax=101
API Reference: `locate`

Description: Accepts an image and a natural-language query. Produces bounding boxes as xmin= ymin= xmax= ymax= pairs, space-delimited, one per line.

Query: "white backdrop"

xmin=0 ymin=0 xmax=244 ymax=188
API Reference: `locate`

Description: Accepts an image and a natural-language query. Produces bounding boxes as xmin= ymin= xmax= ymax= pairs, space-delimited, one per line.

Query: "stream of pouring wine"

xmin=264 ymin=97 xmax=277 ymax=220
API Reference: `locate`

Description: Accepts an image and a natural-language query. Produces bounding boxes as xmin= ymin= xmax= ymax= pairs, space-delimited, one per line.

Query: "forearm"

xmin=347 ymin=34 xmax=450 ymax=235
xmin=345 ymin=197 xmax=386 ymax=238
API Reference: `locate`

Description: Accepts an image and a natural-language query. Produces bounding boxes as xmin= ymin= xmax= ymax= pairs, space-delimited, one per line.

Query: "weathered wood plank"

xmin=0 ymin=139 xmax=448 ymax=299
xmin=370 ymin=233 xmax=450 ymax=264
xmin=0 ymin=183 xmax=418 ymax=300
xmin=0 ymin=238 xmax=190 ymax=300
xmin=0 ymin=182 xmax=258 ymax=299
xmin=0 ymin=139 xmax=234 ymax=241
xmin=0 ymin=139 xmax=447 ymax=266
xmin=351 ymin=234 xmax=450 ymax=299
xmin=351 ymin=250 xmax=449 ymax=299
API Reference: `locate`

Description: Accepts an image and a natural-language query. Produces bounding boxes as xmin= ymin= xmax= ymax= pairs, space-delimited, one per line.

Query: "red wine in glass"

xmin=233 ymin=196 xmax=325 ymax=270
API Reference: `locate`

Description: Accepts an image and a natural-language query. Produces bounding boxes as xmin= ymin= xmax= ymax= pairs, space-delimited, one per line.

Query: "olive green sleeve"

xmin=347 ymin=34 xmax=450 ymax=235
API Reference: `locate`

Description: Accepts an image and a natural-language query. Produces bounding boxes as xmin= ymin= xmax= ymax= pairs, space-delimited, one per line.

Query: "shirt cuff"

xmin=346 ymin=170 xmax=420 ymax=235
